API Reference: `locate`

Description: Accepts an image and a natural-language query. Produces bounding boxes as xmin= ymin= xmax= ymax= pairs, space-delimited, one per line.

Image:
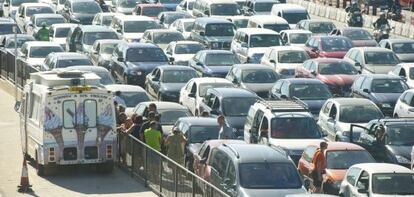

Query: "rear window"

xmin=126 ymin=47 xmax=167 ymax=62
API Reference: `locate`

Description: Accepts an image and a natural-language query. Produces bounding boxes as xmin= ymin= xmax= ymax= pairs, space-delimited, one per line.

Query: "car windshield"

xmin=153 ymin=32 xmax=184 ymax=44
xmin=321 ymin=37 xmax=353 ymax=52
xmin=162 ymin=70 xmax=198 ymax=83
xmin=364 ymin=52 xmax=400 ymax=65
xmin=263 ymin=24 xmax=290 ymax=33
xmin=142 ymin=7 xmax=164 ymax=17
xmin=29 ymin=46 xmax=62 ymax=58
xmin=241 ymin=69 xmax=278 ymax=83
xmin=371 ymin=79 xmax=407 ymax=93
xmin=385 ymin=125 xmax=414 ymax=146
xmin=205 ymin=53 xmax=239 ymax=65
xmin=12 ymin=0 xmax=37 ymax=6
xmin=119 ymin=92 xmax=150 ymax=107
xmin=372 ymin=173 xmax=414 ymax=195
xmin=119 ymin=0 xmax=138 ymax=8
xmin=222 ymin=97 xmax=257 ymax=116
xmin=5 ymin=37 xmax=34 ymax=48
xmin=73 ymin=2 xmax=101 ymax=13
xmin=271 ymin=117 xmax=321 ymax=139
xmin=283 ymin=12 xmax=308 ymax=24
xmin=318 ymin=61 xmax=358 ymax=75
xmin=26 ymin=6 xmax=54 ymax=17
xmin=326 ymin=150 xmax=374 ymax=169
xmin=124 ymin=21 xmax=159 ymax=33
xmin=102 ymin=16 xmax=113 ymax=26
xmin=233 ymin=19 xmax=248 ymax=29
xmin=164 ymin=14 xmax=191 ymax=25
xmin=95 ymin=72 xmax=115 ymax=85
xmin=54 ymin=27 xmax=71 ymax=38
xmin=35 ymin=17 xmax=65 ymax=27
xmin=83 ymin=32 xmax=118 ymax=45
xmin=56 ymin=59 xmax=92 ymax=68
xmin=0 ymin=24 xmax=19 ymax=35
xmin=175 ymin=44 xmax=204 ymax=54
xmin=199 ymin=83 xmax=233 ymax=97
xmin=392 ymin=43 xmax=414 ymax=54
xmin=289 ymin=84 xmax=332 ymax=100
xmin=126 ymin=47 xmax=167 ymax=62
xmin=159 ymin=110 xmax=189 ymax=125
xmin=289 ymin=33 xmax=311 ymax=44
xmin=210 ymin=4 xmax=238 ymax=16
xmin=205 ymin=23 xmax=235 ymax=36
xmin=182 ymin=21 xmax=194 ymax=31
xmin=249 ymin=34 xmax=283 ymax=47
xmin=344 ymin=29 xmax=373 ymax=40
xmin=100 ymin=43 xmax=117 ymax=54
xmin=188 ymin=126 xmax=220 ymax=143
xmin=308 ymin=22 xmax=335 ymax=34
xmin=339 ymin=105 xmax=383 ymax=123
xmin=278 ymin=50 xmax=308 ymax=63
xmin=239 ymin=163 xmax=302 ymax=189
xmin=254 ymin=2 xmax=274 ymax=12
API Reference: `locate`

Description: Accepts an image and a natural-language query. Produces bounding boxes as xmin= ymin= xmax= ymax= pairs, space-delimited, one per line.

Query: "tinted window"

xmin=161 ymin=70 xmax=198 ymax=83
xmin=95 ymin=72 xmax=115 ymax=85
xmin=153 ymin=32 xmax=184 ymax=44
xmin=175 ymin=44 xmax=204 ymax=54
xmin=188 ymin=126 xmax=220 ymax=143
xmin=11 ymin=0 xmax=37 ymax=6
xmin=210 ymin=4 xmax=238 ymax=16
xmin=308 ymin=22 xmax=335 ymax=34
xmin=159 ymin=110 xmax=189 ymax=125
xmin=249 ymin=34 xmax=283 ymax=47
xmin=289 ymin=83 xmax=332 ymax=100
xmin=318 ymin=61 xmax=358 ymax=75
xmin=278 ymin=50 xmax=308 ymax=63
xmin=289 ymin=33 xmax=310 ymax=44
xmin=119 ymin=0 xmax=138 ymax=8
xmin=386 ymin=125 xmax=414 ymax=146
xmin=254 ymin=2 xmax=275 ymax=12
xmin=124 ymin=21 xmax=160 ymax=33
xmin=262 ymin=24 xmax=290 ymax=33
xmin=339 ymin=105 xmax=383 ymax=123
xmin=364 ymin=52 xmax=400 ymax=65
xmin=56 ymin=58 xmax=92 ymax=68
xmin=271 ymin=117 xmax=321 ymax=139
xmin=344 ymin=29 xmax=373 ymax=40
xmin=372 ymin=173 xmax=414 ymax=195
xmin=26 ymin=6 xmax=54 ymax=17
xmin=199 ymin=83 xmax=233 ymax=97
xmin=283 ymin=12 xmax=308 ymax=24
xmin=73 ymin=1 xmax=101 ymax=13
xmin=54 ymin=27 xmax=71 ymax=38
xmin=371 ymin=79 xmax=407 ymax=93
xmin=35 ymin=17 xmax=65 ymax=27
xmin=222 ymin=97 xmax=257 ymax=116
xmin=142 ymin=7 xmax=165 ymax=17
xmin=5 ymin=37 xmax=34 ymax=48
xmin=205 ymin=53 xmax=239 ymax=65
xmin=126 ymin=47 xmax=167 ymax=62
xmin=100 ymin=43 xmax=118 ymax=54
xmin=392 ymin=43 xmax=414 ymax=54
xmin=241 ymin=69 xmax=277 ymax=83
xmin=164 ymin=13 xmax=191 ymax=24
xmin=83 ymin=32 xmax=118 ymax=45
xmin=326 ymin=150 xmax=374 ymax=169
xmin=119 ymin=92 xmax=150 ymax=107
xmin=321 ymin=37 xmax=353 ymax=52
xmin=205 ymin=23 xmax=234 ymax=36
xmin=29 ymin=46 xmax=63 ymax=58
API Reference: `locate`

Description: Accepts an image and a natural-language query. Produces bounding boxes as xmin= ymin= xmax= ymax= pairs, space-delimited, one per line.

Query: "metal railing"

xmin=118 ymin=132 xmax=230 ymax=197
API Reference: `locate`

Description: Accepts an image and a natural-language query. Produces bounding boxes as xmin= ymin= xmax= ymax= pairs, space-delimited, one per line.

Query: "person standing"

xmin=126 ymin=115 xmax=143 ymax=139
xmin=217 ymin=115 xmax=234 ymax=139
xmin=165 ymin=127 xmax=187 ymax=165
xmin=144 ymin=121 xmax=162 ymax=152
xmin=311 ymin=142 xmax=328 ymax=193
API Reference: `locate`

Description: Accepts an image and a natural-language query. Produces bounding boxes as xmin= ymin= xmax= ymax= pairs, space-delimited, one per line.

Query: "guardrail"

xmin=0 ymin=49 xmax=39 ymax=89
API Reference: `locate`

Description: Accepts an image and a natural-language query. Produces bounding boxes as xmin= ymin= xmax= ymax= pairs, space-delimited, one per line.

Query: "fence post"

xmin=192 ymin=175 xmax=196 ymax=197
xmin=174 ymin=165 xmax=178 ymax=197
xmin=144 ymin=146 xmax=148 ymax=187
xmin=131 ymin=138 xmax=135 ymax=177
xmin=159 ymin=156 xmax=162 ymax=194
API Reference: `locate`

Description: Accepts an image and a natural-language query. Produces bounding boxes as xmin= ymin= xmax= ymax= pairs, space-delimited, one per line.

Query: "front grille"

xmin=63 ymin=147 xmax=77 ymax=160
xmin=84 ymin=146 xmax=98 ymax=159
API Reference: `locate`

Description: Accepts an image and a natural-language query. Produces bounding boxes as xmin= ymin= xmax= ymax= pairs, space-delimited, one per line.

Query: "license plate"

xmin=69 ymin=86 xmax=91 ymax=92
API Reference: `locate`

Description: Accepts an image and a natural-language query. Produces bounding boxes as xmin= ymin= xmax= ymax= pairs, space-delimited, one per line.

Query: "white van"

xmin=192 ymin=0 xmax=241 ymax=18
xmin=16 ymin=70 xmax=117 ymax=175
xmin=247 ymin=15 xmax=290 ymax=33
xmin=270 ymin=4 xmax=310 ymax=29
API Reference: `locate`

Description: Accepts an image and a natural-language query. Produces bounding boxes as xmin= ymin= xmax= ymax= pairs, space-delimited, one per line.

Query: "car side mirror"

xmin=29 ymin=24 xmax=34 ymax=27
xmin=327 ymin=117 xmax=334 ymax=122
xmin=311 ymin=70 xmax=317 ymax=76
xmin=280 ymin=94 xmax=287 ymax=99
xmin=196 ymin=62 xmax=203 ymax=66
xmin=358 ymin=188 xmax=368 ymax=194
xmin=169 ymin=57 xmax=175 ymax=62
xmin=199 ymin=31 xmax=205 ymax=36
xmin=117 ymin=57 xmax=124 ymax=62
xmin=204 ymin=10 xmax=210 ymax=16
xmin=363 ymin=88 xmax=370 ymax=93
xmin=232 ymin=78 xmax=238 ymax=84
xmin=210 ymin=109 xmax=220 ymax=115
xmin=355 ymin=62 xmax=362 ymax=69
xmin=188 ymin=92 xmax=195 ymax=98
xmin=241 ymin=42 xmax=247 ymax=48
xmin=14 ymin=101 xmax=21 ymax=112
xmin=311 ymin=47 xmax=319 ymax=53
xmin=3 ymin=3 xmax=8 ymax=7
xmin=269 ymin=59 xmax=276 ymax=64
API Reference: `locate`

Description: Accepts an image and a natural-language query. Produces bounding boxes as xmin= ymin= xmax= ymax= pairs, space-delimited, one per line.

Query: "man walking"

xmin=311 ymin=142 xmax=328 ymax=193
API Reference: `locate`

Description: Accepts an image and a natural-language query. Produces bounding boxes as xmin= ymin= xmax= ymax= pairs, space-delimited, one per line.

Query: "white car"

xmin=105 ymin=84 xmax=150 ymax=116
xmin=279 ymin=29 xmax=312 ymax=47
xmin=339 ymin=163 xmax=414 ymax=197
xmin=393 ymin=89 xmax=414 ymax=118
xmin=92 ymin=12 xmax=124 ymax=26
xmin=164 ymin=41 xmax=205 ymax=65
xmin=18 ymin=41 xmax=64 ymax=70
xmin=48 ymin=23 xmax=78 ymax=49
xmin=411 ymin=145 xmax=414 ymax=170
xmin=169 ymin=18 xmax=195 ymax=39
xmin=25 ymin=13 xmax=65 ymax=37
xmin=179 ymin=77 xmax=233 ymax=115
xmin=175 ymin=0 xmax=195 ymax=16
xmin=260 ymin=46 xmax=310 ymax=77
xmin=110 ymin=15 xmax=159 ymax=42
xmin=15 ymin=3 xmax=54 ymax=32
xmin=388 ymin=63 xmax=414 ymax=88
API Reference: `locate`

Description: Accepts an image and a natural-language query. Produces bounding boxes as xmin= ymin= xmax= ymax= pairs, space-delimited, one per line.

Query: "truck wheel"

xmin=36 ymin=152 xmax=46 ymax=176
xmin=97 ymin=162 xmax=114 ymax=174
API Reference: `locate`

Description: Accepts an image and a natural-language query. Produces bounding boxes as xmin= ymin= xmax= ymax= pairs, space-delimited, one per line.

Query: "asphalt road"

xmin=0 ymin=80 xmax=156 ymax=197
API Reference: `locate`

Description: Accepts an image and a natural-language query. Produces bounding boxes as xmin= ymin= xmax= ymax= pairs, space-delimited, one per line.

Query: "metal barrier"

xmin=118 ymin=132 xmax=230 ymax=197
xmin=0 ymin=50 xmax=40 ymax=89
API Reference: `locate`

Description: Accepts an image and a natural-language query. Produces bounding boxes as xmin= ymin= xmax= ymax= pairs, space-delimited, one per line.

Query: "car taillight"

xmin=49 ymin=147 xmax=55 ymax=162
xmin=106 ymin=145 xmax=112 ymax=159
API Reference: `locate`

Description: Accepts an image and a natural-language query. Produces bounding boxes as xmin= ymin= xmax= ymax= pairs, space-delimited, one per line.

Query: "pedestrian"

xmin=113 ymin=91 xmax=126 ymax=108
xmin=123 ymin=113 xmax=137 ymax=131
xmin=200 ymin=110 xmax=210 ymax=117
xmin=217 ymin=115 xmax=234 ymax=139
xmin=165 ymin=127 xmax=187 ymax=165
xmin=140 ymin=111 xmax=156 ymax=141
xmin=117 ymin=112 xmax=127 ymax=128
xmin=126 ymin=115 xmax=143 ymax=139
xmin=311 ymin=142 xmax=328 ymax=193
xmin=36 ymin=22 xmax=49 ymax=41
xmin=144 ymin=121 xmax=162 ymax=152
xmin=148 ymin=103 xmax=158 ymax=114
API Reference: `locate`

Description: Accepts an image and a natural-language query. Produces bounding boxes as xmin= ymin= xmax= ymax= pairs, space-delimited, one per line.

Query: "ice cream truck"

xmin=16 ymin=70 xmax=117 ymax=175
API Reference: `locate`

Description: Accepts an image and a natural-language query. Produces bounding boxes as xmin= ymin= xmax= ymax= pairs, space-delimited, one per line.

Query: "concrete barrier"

xmin=402 ymin=24 xmax=410 ymax=37
xmin=315 ymin=4 xmax=321 ymax=16
xmin=340 ymin=11 xmax=347 ymax=23
xmin=319 ymin=6 xmax=326 ymax=17
xmin=394 ymin=22 xmax=403 ymax=35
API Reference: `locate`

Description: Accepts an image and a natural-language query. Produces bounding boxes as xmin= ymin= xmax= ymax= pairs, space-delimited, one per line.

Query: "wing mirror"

xmin=168 ymin=57 xmax=175 ymax=63
xmin=188 ymin=92 xmax=195 ymax=98
xmin=408 ymin=108 xmax=414 ymax=112
xmin=355 ymin=62 xmax=362 ymax=69
xmin=204 ymin=10 xmax=210 ymax=16
xmin=199 ymin=157 xmax=207 ymax=164
xmin=363 ymin=88 xmax=370 ymax=93
xmin=14 ymin=101 xmax=21 ymax=112
xmin=280 ymin=94 xmax=287 ymax=99
xmin=3 ymin=3 xmax=8 ymax=7
xmin=117 ymin=57 xmax=124 ymax=62
xmin=232 ymin=78 xmax=238 ymax=84
xmin=199 ymin=31 xmax=205 ymax=36
xmin=269 ymin=59 xmax=276 ymax=64
xmin=311 ymin=70 xmax=317 ymax=76
xmin=357 ymin=188 xmax=368 ymax=194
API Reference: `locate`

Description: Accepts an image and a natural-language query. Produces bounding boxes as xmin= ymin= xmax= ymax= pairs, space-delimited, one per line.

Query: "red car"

xmin=132 ymin=4 xmax=166 ymax=19
xmin=330 ymin=27 xmax=378 ymax=47
xmin=295 ymin=58 xmax=359 ymax=96
xmin=303 ymin=36 xmax=354 ymax=59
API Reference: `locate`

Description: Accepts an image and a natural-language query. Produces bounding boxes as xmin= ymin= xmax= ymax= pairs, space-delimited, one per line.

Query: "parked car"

xmin=329 ymin=27 xmax=377 ymax=47
xmin=270 ymin=4 xmax=309 ymax=29
xmin=92 ymin=12 xmax=124 ymax=26
xmin=388 ymin=63 xmax=414 ymax=88
xmin=269 ymin=78 xmax=332 ymax=117
xmin=105 ymin=84 xmax=150 ymax=115
xmin=89 ymin=39 xmax=123 ymax=69
xmin=48 ymin=23 xmax=78 ymax=49
xmin=60 ymin=0 xmax=102 ymax=25
xmin=179 ymin=77 xmax=234 ymax=115
xmin=168 ymin=18 xmax=194 ymax=39
xmin=261 ymin=46 xmax=310 ymax=78
xmin=192 ymin=0 xmax=241 ymax=18
xmin=317 ymin=98 xmax=384 ymax=142
xmin=42 ymin=52 xmax=92 ymax=70
xmin=0 ymin=17 xmax=21 ymax=35
xmin=339 ymin=163 xmax=414 ymax=197
xmin=157 ymin=11 xmax=192 ymax=28
xmin=15 ymin=3 xmax=54 ymax=33
xmin=133 ymin=4 xmax=166 ymax=19
xmin=140 ymin=29 xmax=184 ymax=50
xmin=393 ymin=89 xmax=414 ymax=118
xmin=351 ymin=74 xmax=408 ymax=116
xmin=3 ymin=0 xmax=39 ymax=19
xmin=25 ymin=14 xmax=65 ymax=37
xmin=190 ymin=17 xmax=235 ymax=50
xmin=188 ymin=50 xmax=240 ymax=78
xmin=242 ymin=0 xmax=279 ymax=15
xmin=109 ymin=0 xmax=138 ymax=14
xmin=226 ymin=15 xmax=250 ymax=29
xmin=280 ymin=29 xmax=312 ymax=47
xmin=295 ymin=58 xmax=359 ymax=96
xmin=247 ymin=15 xmax=290 ymax=33
xmin=303 ymin=36 xmax=354 ymax=59
xmin=66 ymin=25 xmax=119 ymax=54
xmin=164 ymin=41 xmax=205 ymax=65
xmin=18 ymin=41 xmax=64 ymax=71
xmin=226 ymin=64 xmax=279 ymax=98
xmin=175 ymin=0 xmax=194 ymax=14
xmin=343 ymin=47 xmax=400 ymax=74
xmin=298 ymin=142 xmax=375 ymax=194
xmin=378 ymin=39 xmax=414 ymax=63
xmin=110 ymin=15 xmax=160 ymax=43
xmin=296 ymin=19 xmax=335 ymax=35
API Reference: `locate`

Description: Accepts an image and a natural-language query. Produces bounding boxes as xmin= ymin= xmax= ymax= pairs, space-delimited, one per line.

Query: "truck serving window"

xmin=84 ymin=100 xmax=97 ymax=128
xmin=30 ymin=95 xmax=41 ymax=124
xmin=63 ymin=100 xmax=76 ymax=128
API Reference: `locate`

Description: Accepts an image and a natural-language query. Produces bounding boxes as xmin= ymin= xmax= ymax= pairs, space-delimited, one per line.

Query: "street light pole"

xmin=13 ymin=25 xmax=17 ymax=102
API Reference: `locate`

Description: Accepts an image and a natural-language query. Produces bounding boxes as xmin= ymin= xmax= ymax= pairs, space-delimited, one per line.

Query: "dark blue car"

xmin=188 ymin=50 xmax=240 ymax=78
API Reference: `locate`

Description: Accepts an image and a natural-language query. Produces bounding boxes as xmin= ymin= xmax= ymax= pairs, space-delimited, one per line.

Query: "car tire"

xmin=36 ymin=151 xmax=46 ymax=176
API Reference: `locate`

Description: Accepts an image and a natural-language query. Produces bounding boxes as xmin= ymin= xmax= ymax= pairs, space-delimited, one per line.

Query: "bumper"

xmin=126 ymin=74 xmax=146 ymax=87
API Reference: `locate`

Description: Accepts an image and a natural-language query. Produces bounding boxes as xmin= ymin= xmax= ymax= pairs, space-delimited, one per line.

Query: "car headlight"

xmin=130 ymin=70 xmax=142 ymax=75
xmin=395 ymin=155 xmax=410 ymax=164
xmin=380 ymin=103 xmax=392 ymax=108
xmin=210 ymin=42 xmax=219 ymax=48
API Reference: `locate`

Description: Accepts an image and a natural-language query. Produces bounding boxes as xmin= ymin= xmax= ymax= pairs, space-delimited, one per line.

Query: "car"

xmin=192 ymin=0 xmax=241 ymax=18
xmin=246 ymin=15 xmax=290 ymax=33
xmin=175 ymin=0 xmax=194 ymax=15
xmin=133 ymin=4 xmax=166 ymax=19
xmin=42 ymin=52 xmax=93 ymax=70
xmin=270 ymin=4 xmax=309 ymax=29
xmin=298 ymin=142 xmax=375 ymax=195
xmin=200 ymin=87 xmax=259 ymax=138
xmin=378 ymin=39 xmax=414 ymax=63
xmin=296 ymin=19 xmax=336 ymax=35
xmin=157 ymin=11 xmax=192 ymax=28
xmin=173 ymin=117 xmax=221 ymax=171
xmin=226 ymin=64 xmax=279 ymax=98
xmin=193 ymin=139 xmax=246 ymax=182
xmin=0 ymin=17 xmax=21 ymax=35
xmin=140 ymin=29 xmax=184 ymax=50
xmin=317 ymin=98 xmax=384 ymax=142
xmin=105 ymin=84 xmax=150 ymax=115
xmin=110 ymin=42 xmax=168 ymax=86
xmin=89 ymin=39 xmax=123 ymax=69
xmin=109 ymin=0 xmax=138 ymax=14
xmin=0 ymin=34 xmax=34 ymax=77
xmin=411 ymin=145 xmax=414 ymax=170
xmin=18 ymin=41 xmax=64 ymax=70
xmin=25 ymin=13 xmax=65 ymax=37
xmin=190 ymin=17 xmax=235 ymax=50
xmin=157 ymin=0 xmax=180 ymax=11
xmin=226 ymin=15 xmax=250 ymax=29
xmin=295 ymin=58 xmax=359 ymax=97
xmin=339 ymin=163 xmax=414 ymax=197
xmin=179 ymin=77 xmax=234 ymax=115
xmin=15 ymin=3 xmax=54 ymax=33
xmin=110 ymin=15 xmax=160 ymax=43
xmin=48 ymin=23 xmax=78 ymax=49
xmin=388 ymin=63 xmax=414 ymax=88
xmin=209 ymin=143 xmax=307 ymax=197
xmin=3 ymin=0 xmax=38 ymax=19
xmin=303 ymin=36 xmax=354 ymax=59
xmin=66 ymin=25 xmax=119 ymax=54
xmin=351 ymin=74 xmax=408 ymax=116
xmin=164 ymin=41 xmax=205 ymax=65
xmin=145 ymin=65 xmax=198 ymax=102
xmin=269 ymin=78 xmax=333 ymax=117
xmin=261 ymin=46 xmax=310 ymax=78
xmin=329 ymin=27 xmax=377 ymax=47
xmin=231 ymin=28 xmax=283 ymax=63
xmin=60 ymin=0 xmax=102 ymax=25
xmin=168 ymin=18 xmax=194 ymax=39
xmin=62 ymin=65 xmax=116 ymax=85
xmin=393 ymin=89 xmax=414 ymax=118
xmin=242 ymin=0 xmax=280 ymax=16
xmin=343 ymin=47 xmax=401 ymax=74
xmin=279 ymin=29 xmax=312 ymax=47
xmin=0 ymin=34 xmax=34 ymax=50
xmin=188 ymin=50 xmax=240 ymax=78
xmin=92 ymin=12 xmax=124 ymax=26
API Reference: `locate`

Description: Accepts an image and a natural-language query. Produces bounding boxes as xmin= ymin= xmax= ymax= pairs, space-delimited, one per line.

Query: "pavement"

xmin=0 ymin=78 xmax=156 ymax=197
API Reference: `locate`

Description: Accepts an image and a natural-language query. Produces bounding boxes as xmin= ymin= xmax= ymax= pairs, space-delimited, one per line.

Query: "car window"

xmin=361 ymin=77 xmax=371 ymax=90
xmin=272 ymin=80 xmax=283 ymax=94
xmin=322 ymin=101 xmax=332 ymax=115
xmin=210 ymin=150 xmax=229 ymax=177
xmin=355 ymin=51 xmax=363 ymax=63
xmin=356 ymin=171 xmax=369 ymax=190
xmin=346 ymin=167 xmax=362 ymax=186
xmin=225 ymin=162 xmax=236 ymax=186
xmin=280 ymin=82 xmax=289 ymax=96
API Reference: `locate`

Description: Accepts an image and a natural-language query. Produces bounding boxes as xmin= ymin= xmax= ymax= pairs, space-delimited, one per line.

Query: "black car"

xmin=145 ymin=65 xmax=198 ymax=102
xmin=351 ymin=74 xmax=409 ymax=116
xmin=61 ymin=0 xmax=102 ymax=25
xmin=110 ymin=42 xmax=168 ymax=87
xmin=190 ymin=17 xmax=235 ymax=50
xmin=188 ymin=50 xmax=240 ymax=78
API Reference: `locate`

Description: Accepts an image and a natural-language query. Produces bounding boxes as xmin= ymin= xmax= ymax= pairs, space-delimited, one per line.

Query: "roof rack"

xmin=379 ymin=118 xmax=414 ymax=125
xmin=258 ymin=99 xmax=309 ymax=113
xmin=222 ymin=144 xmax=240 ymax=159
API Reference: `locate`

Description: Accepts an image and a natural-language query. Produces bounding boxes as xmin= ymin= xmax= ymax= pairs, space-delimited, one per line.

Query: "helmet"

xmin=41 ymin=22 xmax=47 ymax=27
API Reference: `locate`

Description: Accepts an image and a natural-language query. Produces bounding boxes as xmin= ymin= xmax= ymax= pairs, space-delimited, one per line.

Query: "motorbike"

xmin=374 ymin=25 xmax=392 ymax=42
xmin=347 ymin=10 xmax=363 ymax=27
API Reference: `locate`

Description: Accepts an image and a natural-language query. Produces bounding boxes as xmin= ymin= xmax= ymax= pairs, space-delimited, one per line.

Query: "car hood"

xmin=386 ymin=145 xmax=412 ymax=159
xmin=116 ymin=7 xmax=134 ymax=14
xmin=240 ymin=187 xmax=306 ymax=197
xmin=365 ymin=65 xmax=395 ymax=74
xmin=370 ymin=93 xmax=401 ymax=103
xmin=51 ymin=37 xmax=66 ymax=44
xmin=269 ymin=139 xmax=324 ymax=151
xmin=100 ymin=54 xmax=112 ymax=61
xmin=162 ymin=3 xmax=178 ymax=11
xmin=351 ymin=40 xmax=378 ymax=47
xmin=225 ymin=116 xmax=247 ymax=129
xmin=173 ymin=54 xmax=194 ymax=62
xmin=318 ymin=74 xmax=356 ymax=86
xmin=319 ymin=51 xmax=347 ymax=58
xmin=157 ymin=44 xmax=169 ymax=50
xmin=247 ymin=47 xmax=268 ymax=55
xmin=204 ymin=36 xmax=233 ymax=42
xmin=26 ymin=58 xmax=45 ymax=66
xmin=73 ymin=13 xmax=96 ymax=24
xmin=289 ymin=43 xmax=306 ymax=47
xmin=396 ymin=53 xmax=414 ymax=63
xmin=325 ymin=169 xmax=346 ymax=182
xmin=160 ymin=83 xmax=186 ymax=92
xmin=242 ymin=82 xmax=274 ymax=93
xmin=126 ymin=61 xmax=167 ymax=71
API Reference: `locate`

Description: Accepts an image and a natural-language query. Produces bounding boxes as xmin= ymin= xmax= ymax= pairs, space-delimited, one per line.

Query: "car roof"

xmin=398 ymin=63 xmax=414 ymax=69
xmin=220 ymin=144 xmax=290 ymax=163
xmin=158 ymin=65 xmax=195 ymax=71
xmin=272 ymin=3 xmax=307 ymax=10
xmin=236 ymin=28 xmax=279 ymax=35
xmin=315 ymin=35 xmax=349 ymax=40
xmin=105 ymin=84 xmax=146 ymax=92
xmin=20 ymin=3 xmax=51 ymax=7
xmin=170 ymin=41 xmax=201 ymax=45
xmin=139 ymin=101 xmax=187 ymax=110
xmin=300 ymin=19 xmax=334 ymax=23
xmin=359 ymin=74 xmax=404 ymax=80
xmin=24 ymin=41 xmax=62 ymax=47
xmin=353 ymin=47 xmax=393 ymax=52
xmin=249 ymin=0 xmax=279 ymax=3
xmin=69 ymin=0 xmax=97 ymax=3
xmin=50 ymin=23 xmax=78 ymax=28
xmin=328 ymin=98 xmax=375 ymax=106
xmin=160 ymin=11 xmax=192 ymax=16
xmin=369 ymin=118 xmax=414 ymax=126
xmin=310 ymin=58 xmax=349 ymax=63
xmin=174 ymin=18 xmax=195 ymax=22
xmin=177 ymin=117 xmax=219 ymax=126
xmin=280 ymin=29 xmax=312 ymax=34
xmin=281 ymin=78 xmax=325 ymax=85
xmin=268 ymin=46 xmax=307 ymax=51
xmin=381 ymin=38 xmax=414 ymax=44
xmin=122 ymin=42 xmax=159 ymax=48
xmin=114 ymin=15 xmax=153 ymax=21
xmin=96 ymin=12 xmax=124 ymax=16
xmin=232 ymin=64 xmax=275 ymax=70
xmin=351 ymin=163 xmax=414 ymax=174
xmin=0 ymin=17 xmax=16 ymax=23
xmin=33 ymin=14 xmax=64 ymax=18
xmin=203 ymin=139 xmax=246 ymax=149
xmin=138 ymin=3 xmax=165 ymax=7
xmin=2 ymin=34 xmax=34 ymax=39
xmin=191 ymin=77 xmax=232 ymax=84
xmin=195 ymin=17 xmax=234 ymax=24
xmin=248 ymin=15 xmax=289 ymax=24
xmin=146 ymin=29 xmax=181 ymax=33
xmin=49 ymin=52 xmax=89 ymax=59
xmin=78 ymin=25 xmax=116 ymax=32
xmin=207 ymin=0 xmax=237 ymax=4
xmin=308 ymin=142 xmax=367 ymax=151
xmin=337 ymin=27 xmax=369 ymax=31
xmin=200 ymin=50 xmax=233 ymax=54
xmin=210 ymin=87 xmax=257 ymax=97
xmin=64 ymin=66 xmax=109 ymax=73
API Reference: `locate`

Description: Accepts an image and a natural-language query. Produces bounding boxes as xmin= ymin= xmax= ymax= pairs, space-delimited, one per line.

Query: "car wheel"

xmin=35 ymin=151 xmax=45 ymax=176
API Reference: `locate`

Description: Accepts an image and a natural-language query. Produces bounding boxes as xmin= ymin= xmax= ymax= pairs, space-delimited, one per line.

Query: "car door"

xmin=340 ymin=167 xmax=362 ymax=197
xmin=358 ymin=77 xmax=372 ymax=99
xmin=191 ymin=52 xmax=205 ymax=75
xmin=222 ymin=161 xmax=237 ymax=197
xmin=318 ymin=100 xmax=332 ymax=136
xmin=399 ymin=92 xmax=414 ymax=117
xmin=351 ymin=76 xmax=365 ymax=98
xmin=326 ymin=103 xmax=338 ymax=140
xmin=210 ymin=149 xmax=229 ymax=190
xmin=298 ymin=145 xmax=317 ymax=180
xmin=351 ymin=170 xmax=370 ymax=197
xmin=270 ymin=80 xmax=284 ymax=99
xmin=200 ymin=91 xmax=214 ymax=114
xmin=195 ymin=144 xmax=211 ymax=179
